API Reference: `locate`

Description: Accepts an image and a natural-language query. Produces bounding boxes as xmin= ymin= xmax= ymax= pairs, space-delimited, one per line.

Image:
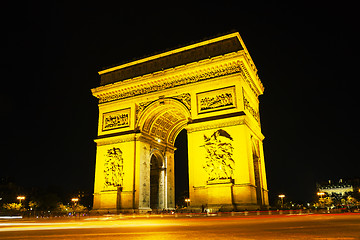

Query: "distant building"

xmin=317 ymin=179 xmax=359 ymax=197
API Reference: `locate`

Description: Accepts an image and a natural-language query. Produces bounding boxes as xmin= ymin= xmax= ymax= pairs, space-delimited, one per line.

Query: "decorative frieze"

xmin=135 ymin=100 xmax=153 ymax=124
xmin=135 ymin=93 xmax=191 ymax=124
xmin=96 ymin=61 xmax=242 ymax=104
xmin=243 ymin=95 xmax=260 ymax=124
xmin=171 ymin=93 xmax=191 ymax=110
xmin=239 ymin=62 xmax=262 ymax=97
xmin=197 ymin=86 xmax=236 ymax=114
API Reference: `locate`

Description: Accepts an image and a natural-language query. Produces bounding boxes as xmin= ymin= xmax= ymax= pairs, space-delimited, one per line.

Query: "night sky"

xmin=1 ymin=2 xmax=358 ymax=204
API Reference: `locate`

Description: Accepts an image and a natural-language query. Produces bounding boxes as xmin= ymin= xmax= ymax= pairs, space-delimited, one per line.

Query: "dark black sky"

xmin=1 ymin=1 xmax=358 ymax=204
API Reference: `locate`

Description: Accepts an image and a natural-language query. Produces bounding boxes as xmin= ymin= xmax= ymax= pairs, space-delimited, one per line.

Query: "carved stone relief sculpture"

xmin=202 ymin=129 xmax=235 ymax=181
xmin=104 ymin=147 xmax=124 ymax=189
xmin=197 ymin=86 xmax=236 ymax=114
xmin=102 ymin=108 xmax=131 ymax=131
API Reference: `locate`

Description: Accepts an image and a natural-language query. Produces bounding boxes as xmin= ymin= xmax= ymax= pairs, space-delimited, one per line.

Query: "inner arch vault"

xmin=138 ymin=98 xmax=190 ymax=146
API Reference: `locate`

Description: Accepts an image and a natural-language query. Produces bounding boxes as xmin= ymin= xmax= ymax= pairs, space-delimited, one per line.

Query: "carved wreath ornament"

xmin=103 ymin=147 xmax=124 ymax=188
xmin=202 ymin=129 xmax=235 ymax=181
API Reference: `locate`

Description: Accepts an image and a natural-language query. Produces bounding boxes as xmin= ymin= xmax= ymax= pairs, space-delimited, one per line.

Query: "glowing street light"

xmin=317 ymin=192 xmax=326 ymax=207
xmin=17 ymin=196 xmax=25 ymax=204
xmin=278 ymin=194 xmax=285 ymax=208
xmin=71 ymin=198 xmax=79 ymax=205
xmin=317 ymin=192 xmax=325 ymax=202
xmin=185 ymin=198 xmax=190 ymax=207
xmin=317 ymin=192 xmax=325 ymax=197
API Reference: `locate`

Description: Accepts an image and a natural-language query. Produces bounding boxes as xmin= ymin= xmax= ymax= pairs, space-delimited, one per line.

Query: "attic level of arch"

xmin=99 ymin=35 xmax=244 ymax=85
xmin=92 ymin=58 xmax=264 ymax=105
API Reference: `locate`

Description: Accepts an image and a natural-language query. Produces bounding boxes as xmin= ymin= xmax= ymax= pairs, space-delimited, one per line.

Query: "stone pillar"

xmin=138 ymin=140 xmax=151 ymax=212
xmin=186 ymin=115 xmax=264 ymax=211
xmin=158 ymin=167 xmax=166 ymax=210
xmin=165 ymin=149 xmax=175 ymax=210
xmin=92 ymin=134 xmax=146 ymax=213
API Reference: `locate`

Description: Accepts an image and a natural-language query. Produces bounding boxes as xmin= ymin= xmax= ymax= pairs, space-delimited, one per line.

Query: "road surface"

xmin=0 ymin=213 xmax=359 ymax=239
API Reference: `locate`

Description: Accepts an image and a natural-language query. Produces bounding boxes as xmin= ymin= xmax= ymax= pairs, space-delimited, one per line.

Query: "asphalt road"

xmin=0 ymin=213 xmax=359 ymax=239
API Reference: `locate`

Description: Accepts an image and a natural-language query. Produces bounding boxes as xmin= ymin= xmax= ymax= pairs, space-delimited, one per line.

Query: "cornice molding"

xmin=239 ymin=62 xmax=263 ymax=97
xmin=93 ymin=60 xmax=243 ymax=104
xmin=186 ymin=118 xmax=245 ymax=133
xmin=186 ymin=114 xmax=264 ymax=140
xmin=94 ymin=133 xmax=138 ymax=146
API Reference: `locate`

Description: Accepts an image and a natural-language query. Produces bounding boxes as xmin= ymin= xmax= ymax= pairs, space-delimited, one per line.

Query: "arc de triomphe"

xmin=91 ymin=32 xmax=269 ymax=212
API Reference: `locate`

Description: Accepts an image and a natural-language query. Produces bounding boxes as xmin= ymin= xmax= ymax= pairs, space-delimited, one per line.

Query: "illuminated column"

xmin=158 ymin=166 xmax=166 ymax=210
xmin=138 ymin=139 xmax=151 ymax=211
xmin=137 ymin=138 xmax=175 ymax=212
xmin=165 ymin=149 xmax=175 ymax=209
xmin=259 ymin=140 xmax=269 ymax=206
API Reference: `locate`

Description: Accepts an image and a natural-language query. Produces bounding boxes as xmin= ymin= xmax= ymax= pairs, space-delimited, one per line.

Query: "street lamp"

xmin=185 ymin=198 xmax=190 ymax=208
xmin=317 ymin=192 xmax=325 ymax=197
xmin=71 ymin=198 xmax=80 ymax=217
xmin=317 ymin=192 xmax=325 ymax=200
xmin=71 ymin=198 xmax=79 ymax=205
xmin=317 ymin=192 xmax=325 ymax=207
xmin=17 ymin=196 xmax=25 ymax=204
xmin=278 ymin=194 xmax=285 ymax=208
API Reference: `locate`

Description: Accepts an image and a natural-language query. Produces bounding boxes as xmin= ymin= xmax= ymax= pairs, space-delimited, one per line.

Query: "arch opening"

xmin=150 ymin=154 xmax=161 ymax=210
xmin=148 ymin=150 xmax=167 ymax=211
xmin=174 ymin=128 xmax=189 ymax=208
xmin=138 ymin=98 xmax=190 ymax=211
xmin=137 ymin=98 xmax=190 ymax=146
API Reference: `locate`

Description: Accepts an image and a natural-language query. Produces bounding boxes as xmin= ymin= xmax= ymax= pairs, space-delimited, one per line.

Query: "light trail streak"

xmin=0 ymin=219 xmax=180 ymax=232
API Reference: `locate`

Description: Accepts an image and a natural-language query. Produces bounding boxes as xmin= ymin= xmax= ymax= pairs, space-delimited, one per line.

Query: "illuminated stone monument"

xmin=91 ymin=32 xmax=269 ymax=212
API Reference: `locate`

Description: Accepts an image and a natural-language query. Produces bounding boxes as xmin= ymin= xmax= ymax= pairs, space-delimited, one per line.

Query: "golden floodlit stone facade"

xmin=91 ymin=32 xmax=269 ymax=212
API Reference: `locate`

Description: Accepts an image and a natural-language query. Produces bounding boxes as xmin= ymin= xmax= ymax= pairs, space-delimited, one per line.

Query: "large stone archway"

xmin=92 ymin=32 xmax=269 ymax=212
